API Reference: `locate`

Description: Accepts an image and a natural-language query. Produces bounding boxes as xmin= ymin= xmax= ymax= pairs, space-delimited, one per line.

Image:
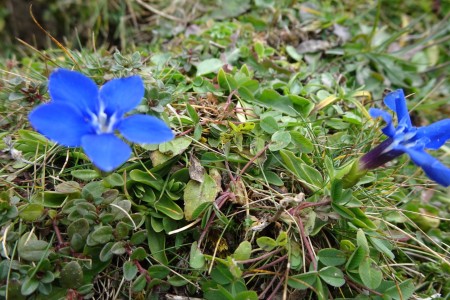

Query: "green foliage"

xmin=1 ymin=0 xmax=449 ymax=299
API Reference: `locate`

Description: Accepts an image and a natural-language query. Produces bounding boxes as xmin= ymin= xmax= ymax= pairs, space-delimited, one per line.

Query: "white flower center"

xmin=89 ymin=103 xmax=117 ymax=134
xmin=382 ymin=126 xmax=422 ymax=154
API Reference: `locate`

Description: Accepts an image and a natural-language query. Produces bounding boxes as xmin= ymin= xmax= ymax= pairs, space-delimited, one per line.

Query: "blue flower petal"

xmin=416 ymin=119 xmax=450 ymax=150
xmin=398 ymin=146 xmax=450 ymax=187
xmin=99 ymin=76 xmax=144 ymax=117
xmin=117 ymin=115 xmax=174 ymax=144
xmin=49 ymin=69 xmax=99 ymax=115
xmin=81 ymin=134 xmax=131 ymax=172
xmin=383 ymin=89 xmax=412 ymax=128
xmin=29 ymin=102 xmax=94 ymax=147
xmin=369 ymin=108 xmax=396 ymax=137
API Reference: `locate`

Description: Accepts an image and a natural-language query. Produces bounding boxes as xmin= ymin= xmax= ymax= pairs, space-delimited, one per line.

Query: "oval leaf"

xmin=318 ymin=266 xmax=345 ymax=287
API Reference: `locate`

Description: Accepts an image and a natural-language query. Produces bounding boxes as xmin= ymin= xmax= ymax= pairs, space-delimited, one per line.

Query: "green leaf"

xmin=269 ymin=131 xmax=291 ymax=151
xmin=259 ymin=170 xmax=284 ymax=186
xmin=256 ymin=236 xmax=277 ymax=251
xmin=70 ymin=233 xmax=85 ymax=252
xmin=359 ymin=258 xmax=382 ymax=289
xmin=87 ymin=225 xmax=113 ymax=245
xmin=260 ymin=116 xmax=279 ymax=134
xmin=9 ymin=92 xmax=26 ymax=101
xmin=132 ymin=274 xmax=147 ymax=292
xmin=158 ymin=137 xmax=192 ymax=156
xmin=300 ymin=164 xmax=323 ymax=187
xmin=19 ymin=203 xmax=44 ymax=221
xmin=60 ymin=261 xmax=84 ymax=289
xmin=279 ymin=149 xmax=303 ymax=175
xmin=111 ymin=241 xmax=126 ymax=255
xmin=356 ymin=229 xmax=370 ymax=253
xmin=154 ymin=196 xmax=184 ymax=220
xmin=319 ymin=266 xmax=345 ymax=287
xmin=233 ymin=241 xmax=252 ymax=261
xmin=255 ymin=0 xmax=274 ymax=7
xmin=275 ymin=231 xmax=288 ymax=247
xmin=369 ymin=236 xmax=395 ymax=260
xmin=21 ymin=276 xmax=39 ymax=296
xmin=151 ymin=216 xmax=164 ymax=232
xmin=350 ymin=207 xmax=377 ymax=230
xmin=345 ymin=246 xmax=366 ymax=270
xmin=148 ymin=265 xmax=170 ymax=279
xmin=111 ymin=199 xmax=132 ymax=220
xmin=288 ymin=272 xmax=318 ymax=290
xmin=191 ymin=202 xmax=212 ymax=220
xmin=330 ymin=179 xmax=343 ymax=202
xmin=30 ymin=191 xmax=67 ymax=208
xmin=68 ymin=218 xmax=90 ymax=239
xmin=254 ymin=42 xmax=265 ymax=59
xmin=189 ymin=241 xmax=205 ymax=269
xmin=235 ymin=291 xmax=258 ymax=300
xmin=82 ymin=181 xmax=106 ymax=199
xmin=289 ymin=94 xmax=314 ymax=116
xmin=54 ymin=181 xmax=81 ymax=194
xmin=151 ymin=53 xmax=171 ymax=67
xmin=207 ymin=0 xmax=250 ymax=19
xmin=18 ymin=232 xmax=50 ymax=262
xmin=131 ymin=247 xmax=148 ymax=261
xmin=286 ymin=45 xmax=302 ymax=61
xmin=196 ymin=58 xmax=223 ymax=76
xmin=146 ymin=219 xmax=168 ymax=265
xmin=314 ymin=277 xmax=327 ymax=300
xmin=218 ymin=68 xmax=237 ymax=91
xmin=130 ymin=230 xmax=147 ymax=245
xmin=289 ymin=242 xmax=303 ymax=270
xmin=168 ymin=275 xmax=189 ymax=287
xmin=77 ymin=283 xmax=94 ymax=295
xmin=384 ymin=279 xmax=415 ymax=300
xmin=184 ymin=173 xmax=219 ymax=221
xmin=318 ymin=248 xmax=346 ymax=266
xmin=104 ymin=173 xmax=124 ymax=187
xmin=204 ymin=287 xmax=234 ymax=300
xmin=331 ymin=202 xmax=355 ymax=219
xmin=124 ymin=261 xmax=138 ymax=281
xmin=210 ymin=264 xmax=234 ymax=285
xmin=99 ymin=242 xmax=114 ymax=262
xmin=253 ymin=89 xmax=299 ymax=116
xmin=186 ymin=103 xmax=200 ymax=123
xmin=290 ymin=131 xmax=314 ymax=153
xmin=40 ymin=271 xmax=55 ymax=284
xmin=129 ymin=170 xmax=164 ymax=190
xmin=71 ymin=169 xmax=100 ymax=181
xmin=238 ymin=86 xmax=255 ymax=101
xmin=279 ymin=150 xmax=322 ymax=189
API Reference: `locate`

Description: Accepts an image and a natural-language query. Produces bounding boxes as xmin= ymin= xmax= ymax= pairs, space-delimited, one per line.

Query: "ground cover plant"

xmin=0 ymin=0 xmax=449 ymax=299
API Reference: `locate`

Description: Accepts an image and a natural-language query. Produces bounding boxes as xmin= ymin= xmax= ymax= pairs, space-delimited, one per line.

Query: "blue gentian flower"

xmin=356 ymin=89 xmax=450 ymax=186
xmin=29 ymin=69 xmax=174 ymax=171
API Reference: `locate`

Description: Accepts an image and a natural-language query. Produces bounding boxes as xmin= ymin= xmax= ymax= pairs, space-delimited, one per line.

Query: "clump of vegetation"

xmin=1 ymin=1 xmax=449 ymax=299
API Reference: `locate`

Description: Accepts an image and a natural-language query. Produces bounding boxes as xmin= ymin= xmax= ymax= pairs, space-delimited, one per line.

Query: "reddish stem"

xmin=220 ymin=90 xmax=237 ymax=121
xmin=135 ymin=260 xmax=151 ymax=282
xmin=237 ymin=248 xmax=283 ymax=264
xmin=235 ymin=143 xmax=271 ymax=181
xmin=259 ymin=272 xmax=280 ymax=299
xmin=267 ymin=273 xmax=285 ymax=300
xmin=251 ymin=254 xmax=287 ymax=271
xmin=53 ymin=219 xmax=65 ymax=250
xmin=296 ymin=215 xmax=317 ymax=270
xmin=346 ymin=276 xmax=383 ymax=296
xmin=126 ymin=247 xmax=151 ymax=282
xmin=198 ymin=191 xmax=233 ymax=247
xmin=287 ymin=199 xmax=331 ymax=215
